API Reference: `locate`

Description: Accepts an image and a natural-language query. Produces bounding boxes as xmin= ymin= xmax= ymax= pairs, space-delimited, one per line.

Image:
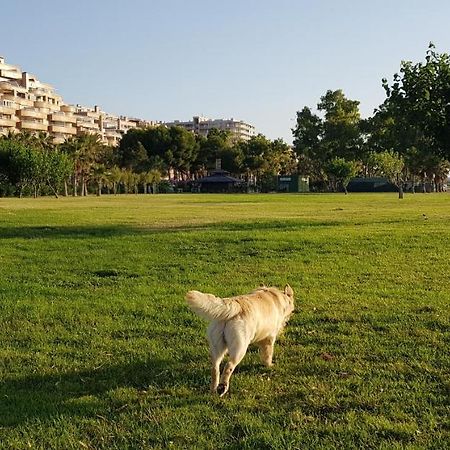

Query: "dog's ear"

xmin=284 ymin=284 xmax=294 ymax=298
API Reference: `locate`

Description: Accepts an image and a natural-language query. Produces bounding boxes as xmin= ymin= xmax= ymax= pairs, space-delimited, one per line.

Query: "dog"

xmin=186 ymin=285 xmax=294 ymax=396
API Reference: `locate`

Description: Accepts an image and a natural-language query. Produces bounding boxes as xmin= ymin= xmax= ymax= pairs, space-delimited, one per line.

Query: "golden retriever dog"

xmin=186 ymin=285 xmax=294 ymax=396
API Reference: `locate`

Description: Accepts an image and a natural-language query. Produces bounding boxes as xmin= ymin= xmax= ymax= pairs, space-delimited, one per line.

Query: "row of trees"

xmin=292 ymin=44 xmax=450 ymax=197
xmin=1 ymin=44 xmax=449 ymax=197
xmin=0 ymin=127 xmax=295 ymax=196
xmin=0 ymin=132 xmax=164 ymax=197
xmin=0 ymin=133 xmax=72 ymax=198
xmin=118 ymin=127 xmax=295 ymax=190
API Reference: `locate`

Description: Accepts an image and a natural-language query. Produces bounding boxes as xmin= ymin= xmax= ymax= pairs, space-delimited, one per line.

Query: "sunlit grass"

xmin=0 ymin=193 xmax=449 ymax=449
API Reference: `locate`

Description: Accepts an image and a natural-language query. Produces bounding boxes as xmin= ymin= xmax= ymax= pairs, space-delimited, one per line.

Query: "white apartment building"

xmin=166 ymin=116 xmax=256 ymax=141
xmin=0 ymin=56 xmax=141 ymax=146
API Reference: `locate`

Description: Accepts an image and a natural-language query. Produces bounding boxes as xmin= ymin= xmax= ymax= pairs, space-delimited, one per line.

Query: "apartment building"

xmin=166 ymin=115 xmax=256 ymax=142
xmin=1 ymin=56 xmax=257 ymax=146
xmin=0 ymin=56 xmax=139 ymax=145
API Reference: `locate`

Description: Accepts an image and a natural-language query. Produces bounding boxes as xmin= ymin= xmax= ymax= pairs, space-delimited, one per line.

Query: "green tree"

xmin=166 ymin=126 xmax=199 ymax=179
xmin=140 ymin=169 xmax=162 ymax=194
xmin=292 ymin=91 xmax=363 ymax=183
xmin=43 ymin=149 xmax=73 ymax=198
xmin=292 ymin=106 xmax=324 ymax=179
xmin=381 ymin=43 xmax=450 ymax=161
xmin=61 ymin=134 xmax=104 ymax=196
xmin=317 ymin=89 xmax=362 ymax=161
xmin=368 ymin=151 xmax=405 ymax=198
xmin=324 ymin=157 xmax=358 ymax=194
xmin=0 ymin=140 xmax=35 ymax=197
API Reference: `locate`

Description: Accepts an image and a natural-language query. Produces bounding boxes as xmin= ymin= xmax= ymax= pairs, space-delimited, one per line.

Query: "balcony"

xmin=0 ymin=104 xmax=16 ymax=115
xmin=49 ymin=124 xmax=77 ymax=135
xmin=0 ymin=117 xmax=17 ymax=127
xmin=60 ymin=104 xmax=76 ymax=113
xmin=0 ymin=81 xmax=15 ymax=90
xmin=49 ymin=112 xmax=77 ymax=124
xmin=77 ymin=128 xmax=100 ymax=136
xmin=34 ymin=100 xmax=55 ymax=109
xmin=11 ymin=97 xmax=34 ymax=107
xmin=18 ymin=108 xmax=48 ymax=120
xmin=76 ymin=120 xmax=99 ymax=131
xmin=19 ymin=120 xmax=49 ymax=132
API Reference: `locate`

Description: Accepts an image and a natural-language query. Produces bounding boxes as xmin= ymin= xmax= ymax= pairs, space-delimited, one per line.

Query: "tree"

xmin=43 ymin=149 xmax=73 ymax=198
xmin=0 ymin=140 xmax=36 ymax=197
xmin=166 ymin=126 xmax=199 ymax=179
xmin=292 ymin=91 xmax=363 ymax=183
xmin=381 ymin=43 xmax=450 ymax=161
xmin=292 ymin=106 xmax=324 ymax=178
xmin=240 ymin=134 xmax=272 ymax=188
xmin=324 ymin=157 xmax=358 ymax=194
xmin=61 ymin=134 xmax=104 ymax=196
xmin=140 ymin=169 xmax=162 ymax=194
xmin=317 ymin=89 xmax=363 ymax=161
xmin=194 ymin=129 xmax=235 ymax=174
xmin=105 ymin=166 xmax=123 ymax=194
xmin=368 ymin=151 xmax=405 ymax=198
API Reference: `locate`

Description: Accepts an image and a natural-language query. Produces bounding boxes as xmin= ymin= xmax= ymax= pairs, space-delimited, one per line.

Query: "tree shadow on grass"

xmin=0 ymin=357 xmax=207 ymax=427
xmin=0 ymin=225 xmax=159 ymax=240
xmin=0 ymin=219 xmax=339 ymax=240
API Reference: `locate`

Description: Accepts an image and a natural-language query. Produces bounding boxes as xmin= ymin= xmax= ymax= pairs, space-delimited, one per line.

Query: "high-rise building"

xmin=165 ymin=115 xmax=255 ymax=141
xmin=1 ymin=57 xmax=256 ymax=146
xmin=0 ymin=56 xmax=144 ymax=145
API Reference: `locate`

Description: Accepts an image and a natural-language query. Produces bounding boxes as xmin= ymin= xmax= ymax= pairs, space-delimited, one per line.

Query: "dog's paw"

xmin=216 ymin=383 xmax=228 ymax=397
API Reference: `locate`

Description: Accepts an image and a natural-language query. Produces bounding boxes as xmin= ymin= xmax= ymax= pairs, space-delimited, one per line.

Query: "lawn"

xmin=0 ymin=193 xmax=449 ymax=449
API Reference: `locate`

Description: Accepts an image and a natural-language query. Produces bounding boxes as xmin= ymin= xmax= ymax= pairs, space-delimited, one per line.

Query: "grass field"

xmin=0 ymin=193 xmax=449 ymax=449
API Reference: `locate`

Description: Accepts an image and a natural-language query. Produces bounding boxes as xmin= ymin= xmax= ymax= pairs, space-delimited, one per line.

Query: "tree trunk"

xmin=81 ymin=176 xmax=88 ymax=196
xmin=47 ymin=180 xmax=59 ymax=199
xmin=73 ymin=174 xmax=78 ymax=197
xmin=398 ymin=184 xmax=404 ymax=199
xmin=64 ymin=180 xmax=68 ymax=197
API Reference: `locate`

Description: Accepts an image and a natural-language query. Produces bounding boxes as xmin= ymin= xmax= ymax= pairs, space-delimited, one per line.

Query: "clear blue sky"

xmin=2 ymin=0 xmax=450 ymax=142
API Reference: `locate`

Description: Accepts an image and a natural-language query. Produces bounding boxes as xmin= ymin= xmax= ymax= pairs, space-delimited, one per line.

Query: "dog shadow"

xmin=0 ymin=357 xmax=207 ymax=427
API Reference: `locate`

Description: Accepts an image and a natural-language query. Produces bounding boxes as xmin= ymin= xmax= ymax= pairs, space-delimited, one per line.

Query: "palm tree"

xmin=140 ymin=169 xmax=162 ymax=194
xmin=61 ymin=133 xmax=103 ymax=196
xmin=105 ymin=166 xmax=122 ymax=194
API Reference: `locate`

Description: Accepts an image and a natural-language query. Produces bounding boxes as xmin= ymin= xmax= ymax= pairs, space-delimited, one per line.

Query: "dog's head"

xmin=283 ymin=284 xmax=295 ymax=318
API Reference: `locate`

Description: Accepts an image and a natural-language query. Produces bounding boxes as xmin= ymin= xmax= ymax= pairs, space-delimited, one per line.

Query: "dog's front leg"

xmin=258 ymin=337 xmax=275 ymax=367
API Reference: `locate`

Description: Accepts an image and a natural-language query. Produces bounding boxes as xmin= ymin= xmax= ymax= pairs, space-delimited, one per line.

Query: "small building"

xmin=347 ymin=177 xmax=397 ymax=192
xmin=277 ymin=175 xmax=309 ymax=193
xmin=194 ymin=169 xmax=243 ymax=193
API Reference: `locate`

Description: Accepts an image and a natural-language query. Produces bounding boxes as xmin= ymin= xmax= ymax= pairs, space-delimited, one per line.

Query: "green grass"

xmin=0 ymin=193 xmax=449 ymax=449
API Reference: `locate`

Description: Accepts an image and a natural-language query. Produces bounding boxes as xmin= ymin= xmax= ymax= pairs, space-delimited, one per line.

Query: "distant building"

xmin=346 ymin=177 xmax=397 ymax=192
xmin=166 ymin=115 xmax=255 ymax=142
xmin=194 ymin=169 xmax=243 ymax=193
xmin=0 ymin=56 xmax=156 ymax=146
xmin=277 ymin=175 xmax=310 ymax=193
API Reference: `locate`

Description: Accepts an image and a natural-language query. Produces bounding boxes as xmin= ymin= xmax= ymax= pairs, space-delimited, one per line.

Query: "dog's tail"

xmin=186 ymin=291 xmax=242 ymax=321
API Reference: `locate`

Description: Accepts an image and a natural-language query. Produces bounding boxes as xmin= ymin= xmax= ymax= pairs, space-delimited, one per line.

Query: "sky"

xmin=2 ymin=0 xmax=450 ymax=143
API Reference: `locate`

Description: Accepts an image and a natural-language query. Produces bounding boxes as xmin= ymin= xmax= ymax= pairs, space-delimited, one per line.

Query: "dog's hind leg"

xmin=217 ymin=336 xmax=248 ymax=397
xmin=207 ymin=323 xmax=227 ymax=393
